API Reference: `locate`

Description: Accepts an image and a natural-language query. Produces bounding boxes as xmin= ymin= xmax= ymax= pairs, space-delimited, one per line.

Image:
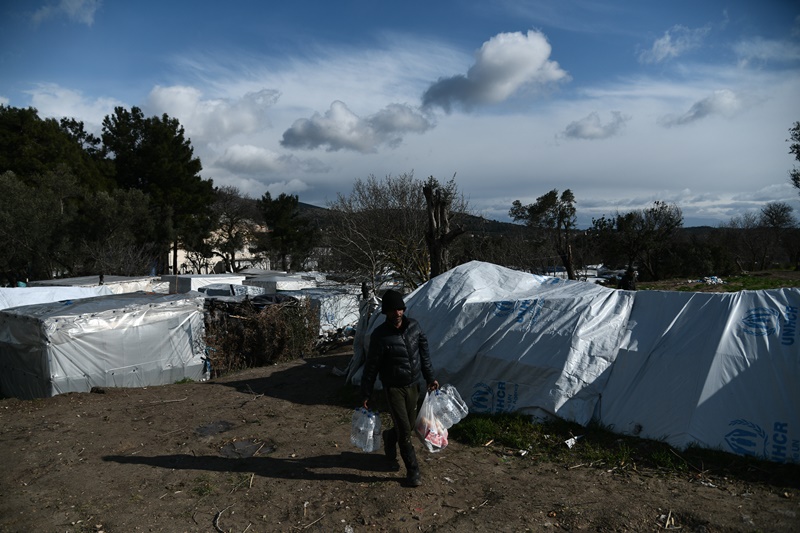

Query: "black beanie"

xmin=381 ymin=289 xmax=406 ymax=314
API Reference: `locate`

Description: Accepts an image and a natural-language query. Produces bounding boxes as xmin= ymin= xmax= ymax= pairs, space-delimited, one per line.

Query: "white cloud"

xmin=215 ymin=145 xmax=285 ymax=174
xmin=0 ymin=96 xmax=9 ymax=106
xmin=144 ymin=85 xmax=279 ymax=143
xmin=638 ymin=25 xmax=709 ymax=64
xmin=26 ymin=83 xmax=123 ymax=130
xmin=659 ymin=89 xmax=743 ymax=127
xmin=32 ymin=0 xmax=101 ymax=26
xmin=263 ymin=179 xmax=309 ymax=197
xmin=280 ymin=100 xmax=432 ymax=153
xmin=733 ymin=37 xmax=800 ymax=67
xmin=562 ymin=111 xmax=631 ymax=140
xmin=172 ymin=34 xmax=464 ymax=117
xmin=422 ymin=30 xmax=569 ymax=112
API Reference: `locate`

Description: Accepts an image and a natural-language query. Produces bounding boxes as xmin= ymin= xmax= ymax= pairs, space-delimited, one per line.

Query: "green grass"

xmin=448 ymin=413 xmax=800 ymax=489
xmin=638 ymin=270 xmax=800 ymax=292
xmin=705 ymin=273 xmax=800 ymax=291
xmin=191 ymin=475 xmax=214 ymax=497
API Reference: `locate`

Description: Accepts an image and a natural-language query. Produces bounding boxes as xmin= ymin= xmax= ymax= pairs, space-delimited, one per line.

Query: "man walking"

xmin=361 ymin=289 xmax=439 ymax=487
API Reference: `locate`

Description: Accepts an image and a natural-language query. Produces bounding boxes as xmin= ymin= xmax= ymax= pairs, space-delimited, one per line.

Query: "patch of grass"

xmin=449 ymin=413 xmax=800 ymax=489
xmin=639 ymin=270 xmax=800 ymax=293
xmin=720 ymin=273 xmax=800 ymax=291
xmin=191 ymin=475 xmax=214 ymax=498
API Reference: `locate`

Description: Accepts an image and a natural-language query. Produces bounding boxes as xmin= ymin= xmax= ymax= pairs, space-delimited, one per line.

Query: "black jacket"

xmin=361 ymin=316 xmax=435 ymax=400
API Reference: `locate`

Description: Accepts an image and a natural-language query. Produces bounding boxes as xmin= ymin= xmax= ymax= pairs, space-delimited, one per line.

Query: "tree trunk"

xmin=172 ymin=239 xmax=179 ymax=275
xmin=424 ymin=181 xmax=465 ymax=278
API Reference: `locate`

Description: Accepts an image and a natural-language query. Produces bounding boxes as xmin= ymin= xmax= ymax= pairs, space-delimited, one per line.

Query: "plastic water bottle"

xmin=350 ymin=409 xmax=366 ymax=449
xmin=369 ymin=412 xmax=382 ymax=452
xmin=201 ymin=357 xmax=211 ymax=382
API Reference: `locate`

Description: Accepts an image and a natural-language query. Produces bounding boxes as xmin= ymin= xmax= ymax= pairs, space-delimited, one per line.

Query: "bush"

xmin=204 ymin=298 xmax=319 ymax=377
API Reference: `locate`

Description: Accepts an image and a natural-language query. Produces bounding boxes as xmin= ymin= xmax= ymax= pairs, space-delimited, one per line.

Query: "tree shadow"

xmin=213 ymin=353 xmax=358 ymax=408
xmin=102 ymin=450 xmax=402 ymax=484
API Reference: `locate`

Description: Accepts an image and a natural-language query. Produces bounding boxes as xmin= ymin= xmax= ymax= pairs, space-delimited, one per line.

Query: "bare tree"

xmin=788 ymin=121 xmax=800 ymax=193
xmin=721 ymin=211 xmax=764 ymax=272
xmin=759 ymin=201 xmax=797 ymax=269
xmin=208 ymin=186 xmax=260 ymax=272
xmin=326 ymin=173 xmax=429 ymax=291
xmin=423 ymin=175 xmax=468 ymax=278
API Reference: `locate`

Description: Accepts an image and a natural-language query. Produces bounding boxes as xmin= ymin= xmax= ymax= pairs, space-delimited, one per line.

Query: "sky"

xmin=2 ymin=0 xmax=800 ymax=228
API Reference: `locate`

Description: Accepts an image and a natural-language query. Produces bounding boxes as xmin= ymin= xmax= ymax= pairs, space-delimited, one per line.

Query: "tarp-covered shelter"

xmin=0 ymin=292 xmax=206 ymax=399
xmin=28 ymin=275 xmax=168 ymax=294
xmin=161 ymin=273 xmax=246 ymax=294
xmin=279 ymin=287 xmax=361 ymax=334
xmin=347 ymin=261 xmax=799 ymax=463
xmin=0 ymin=286 xmax=113 ymax=310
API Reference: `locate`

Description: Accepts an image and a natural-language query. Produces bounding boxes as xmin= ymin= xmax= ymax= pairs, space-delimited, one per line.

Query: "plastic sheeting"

xmin=600 ymin=289 xmax=799 ymax=463
xmin=279 ymin=287 xmax=361 ymax=334
xmin=28 ymin=275 xmax=167 ymax=294
xmin=0 ymin=286 xmax=113 ymax=310
xmin=0 ymin=292 xmax=206 ymax=399
xmin=346 ymin=261 xmax=799 ymax=463
xmin=161 ymin=274 xmax=246 ymax=294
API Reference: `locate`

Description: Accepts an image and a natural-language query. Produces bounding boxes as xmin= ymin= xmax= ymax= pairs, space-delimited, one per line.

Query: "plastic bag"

xmin=415 ymin=391 xmax=448 ymax=452
xmin=430 ymin=384 xmax=469 ymax=429
xmin=350 ymin=408 xmax=382 ymax=452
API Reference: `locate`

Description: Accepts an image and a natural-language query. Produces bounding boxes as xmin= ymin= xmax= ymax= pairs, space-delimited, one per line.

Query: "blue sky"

xmin=2 ymin=0 xmax=800 ymax=227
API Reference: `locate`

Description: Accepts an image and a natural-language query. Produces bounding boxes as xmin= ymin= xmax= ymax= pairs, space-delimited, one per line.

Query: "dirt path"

xmin=1 ymin=352 xmax=797 ymax=532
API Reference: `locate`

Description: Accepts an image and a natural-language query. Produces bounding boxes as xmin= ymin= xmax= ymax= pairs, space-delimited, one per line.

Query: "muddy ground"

xmin=1 ymin=348 xmax=798 ymax=533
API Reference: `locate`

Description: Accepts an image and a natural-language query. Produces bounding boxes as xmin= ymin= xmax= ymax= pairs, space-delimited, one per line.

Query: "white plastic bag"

xmin=415 ymin=391 xmax=448 ymax=452
xmin=350 ymin=408 xmax=382 ymax=452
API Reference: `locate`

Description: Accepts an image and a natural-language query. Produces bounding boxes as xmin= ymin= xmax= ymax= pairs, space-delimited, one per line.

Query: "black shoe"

xmin=406 ymin=471 xmax=422 ymax=487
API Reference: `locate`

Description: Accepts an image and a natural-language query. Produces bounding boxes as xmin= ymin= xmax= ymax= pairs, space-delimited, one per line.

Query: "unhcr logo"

xmin=471 ymin=383 xmax=493 ymax=413
xmin=470 ymin=381 xmax=519 ymax=414
xmin=739 ymin=307 xmax=780 ymax=337
xmin=725 ymin=419 xmax=767 ymax=458
xmin=725 ymin=419 xmax=798 ymax=462
xmin=493 ymin=301 xmax=515 ymax=319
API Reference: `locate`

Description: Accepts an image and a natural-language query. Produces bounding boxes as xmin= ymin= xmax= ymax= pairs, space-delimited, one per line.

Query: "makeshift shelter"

xmin=244 ymin=273 xmax=317 ymax=293
xmin=161 ymin=273 xmax=246 ymax=294
xmin=278 ymin=287 xmax=361 ymax=334
xmin=0 ymin=292 xmax=206 ymax=399
xmin=346 ymin=261 xmax=799 ymax=463
xmin=600 ymin=288 xmax=799 ymax=463
xmin=0 ymin=286 xmax=113 ymax=310
xmin=28 ymin=275 xmax=168 ymax=294
xmin=197 ymin=283 xmax=267 ymax=297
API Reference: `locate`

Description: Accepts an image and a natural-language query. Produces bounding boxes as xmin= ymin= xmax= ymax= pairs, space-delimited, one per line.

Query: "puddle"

xmin=195 ymin=420 xmax=234 ymax=437
xmin=220 ymin=438 xmax=276 ymax=458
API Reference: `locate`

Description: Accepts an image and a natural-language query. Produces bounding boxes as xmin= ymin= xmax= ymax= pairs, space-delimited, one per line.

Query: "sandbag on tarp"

xmin=0 ymin=292 xmax=206 ymax=399
xmin=600 ymin=288 xmax=799 ymax=463
xmin=351 ymin=261 xmax=633 ymax=426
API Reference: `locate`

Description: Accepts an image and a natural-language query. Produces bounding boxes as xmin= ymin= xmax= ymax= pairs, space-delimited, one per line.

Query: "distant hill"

xmin=297 ymin=202 xmax=525 ymax=236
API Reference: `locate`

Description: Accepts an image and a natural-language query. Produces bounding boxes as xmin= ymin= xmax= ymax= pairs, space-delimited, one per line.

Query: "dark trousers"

xmin=384 ymin=384 xmax=420 ymax=476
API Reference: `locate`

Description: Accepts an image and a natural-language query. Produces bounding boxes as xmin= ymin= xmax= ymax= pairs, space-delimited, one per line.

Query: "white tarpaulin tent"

xmin=0 ymin=286 xmax=113 ymax=310
xmin=28 ymin=275 xmax=168 ymax=294
xmin=279 ymin=287 xmax=361 ymax=334
xmin=0 ymin=292 xmax=206 ymax=399
xmin=347 ymin=261 xmax=799 ymax=463
xmin=600 ymin=289 xmax=799 ymax=463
